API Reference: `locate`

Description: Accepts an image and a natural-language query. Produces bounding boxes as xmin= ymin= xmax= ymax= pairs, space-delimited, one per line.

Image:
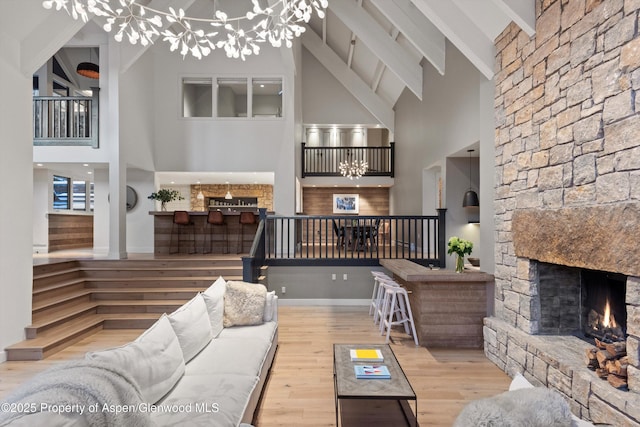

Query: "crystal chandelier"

xmin=43 ymin=0 xmax=328 ymax=60
xmin=339 ymin=159 xmax=368 ymax=180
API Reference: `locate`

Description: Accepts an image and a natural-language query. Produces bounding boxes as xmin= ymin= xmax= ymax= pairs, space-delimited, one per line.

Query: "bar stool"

xmin=379 ymin=280 xmax=419 ymax=346
xmin=237 ymin=211 xmax=257 ymax=253
xmin=170 ymin=211 xmax=196 ymax=254
xmin=375 ymin=278 xmax=399 ymax=327
xmin=203 ymin=210 xmax=228 ymax=254
xmin=369 ymin=271 xmax=391 ymax=317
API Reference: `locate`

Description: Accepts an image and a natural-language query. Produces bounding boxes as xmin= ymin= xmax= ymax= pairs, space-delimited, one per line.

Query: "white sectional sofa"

xmin=0 ymin=277 xmax=277 ymax=427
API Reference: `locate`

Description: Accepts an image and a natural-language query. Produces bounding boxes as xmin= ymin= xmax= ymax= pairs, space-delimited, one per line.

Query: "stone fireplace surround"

xmin=484 ymin=202 xmax=640 ymax=425
xmin=487 ymin=0 xmax=640 ymax=425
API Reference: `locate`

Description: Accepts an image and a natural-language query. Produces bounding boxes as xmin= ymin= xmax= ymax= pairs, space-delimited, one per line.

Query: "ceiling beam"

xmin=329 ymin=0 xmax=423 ymax=100
xmin=490 ymin=0 xmax=536 ymax=37
xmin=410 ymin=0 xmax=495 ymax=80
xmin=370 ymin=0 xmax=445 ymax=75
xmin=20 ymin=12 xmax=85 ymax=75
xmin=302 ymin=29 xmax=394 ymax=132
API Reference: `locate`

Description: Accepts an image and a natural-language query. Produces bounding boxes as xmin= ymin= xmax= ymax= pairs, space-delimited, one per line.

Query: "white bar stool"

xmin=369 ymin=271 xmax=391 ymax=317
xmin=375 ymin=278 xmax=399 ymax=328
xmin=380 ymin=280 xmax=419 ymax=346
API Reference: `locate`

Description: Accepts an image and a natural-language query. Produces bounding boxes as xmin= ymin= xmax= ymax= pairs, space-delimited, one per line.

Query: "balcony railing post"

xmin=437 ymin=208 xmax=447 ymax=267
xmin=390 ymin=142 xmax=395 ymax=178
xmin=301 ymin=142 xmax=306 ymax=178
xmin=90 ymin=87 xmax=100 ymax=148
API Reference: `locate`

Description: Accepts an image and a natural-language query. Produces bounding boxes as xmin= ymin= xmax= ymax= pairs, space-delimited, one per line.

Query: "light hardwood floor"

xmin=0 ymin=306 xmax=510 ymax=426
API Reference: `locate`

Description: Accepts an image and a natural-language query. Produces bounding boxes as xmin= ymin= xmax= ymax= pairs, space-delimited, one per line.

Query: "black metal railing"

xmin=242 ymin=210 xmax=446 ymax=281
xmin=33 ymin=90 xmax=99 ymax=148
xmin=301 ymin=142 xmax=394 ymax=177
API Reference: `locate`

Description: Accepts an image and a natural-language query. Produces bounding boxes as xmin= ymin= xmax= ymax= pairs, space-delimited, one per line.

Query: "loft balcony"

xmin=33 ymin=91 xmax=99 ymax=148
xmin=301 ymin=142 xmax=394 ymax=178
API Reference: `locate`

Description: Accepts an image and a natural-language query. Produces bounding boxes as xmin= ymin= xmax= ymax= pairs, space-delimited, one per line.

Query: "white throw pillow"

xmin=202 ymin=276 xmax=226 ymax=337
xmin=86 ymin=314 xmax=185 ymax=404
xmin=223 ymin=281 xmax=267 ymax=327
xmin=263 ymin=291 xmax=276 ymax=322
xmin=168 ymin=293 xmax=213 ymax=362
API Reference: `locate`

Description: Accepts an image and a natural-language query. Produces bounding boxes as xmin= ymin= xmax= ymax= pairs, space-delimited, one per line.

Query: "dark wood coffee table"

xmin=333 ymin=344 xmax=417 ymax=426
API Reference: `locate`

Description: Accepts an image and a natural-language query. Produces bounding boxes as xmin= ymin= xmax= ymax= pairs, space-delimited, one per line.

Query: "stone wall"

xmin=488 ymin=0 xmax=640 ymax=423
xmin=190 ymin=184 xmax=273 ymax=211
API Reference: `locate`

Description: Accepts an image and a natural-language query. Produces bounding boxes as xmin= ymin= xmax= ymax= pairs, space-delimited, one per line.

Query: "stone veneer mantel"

xmin=513 ymin=202 xmax=640 ymax=277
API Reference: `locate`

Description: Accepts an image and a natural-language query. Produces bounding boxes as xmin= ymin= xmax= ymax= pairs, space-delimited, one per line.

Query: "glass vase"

xmin=161 ymin=202 xmax=167 ymax=211
xmin=455 ymin=254 xmax=465 ymax=273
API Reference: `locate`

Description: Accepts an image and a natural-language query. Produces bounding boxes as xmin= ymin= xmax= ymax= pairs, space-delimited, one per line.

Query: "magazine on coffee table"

xmin=350 ymin=348 xmax=384 ymax=362
xmin=354 ymin=365 xmax=391 ymax=379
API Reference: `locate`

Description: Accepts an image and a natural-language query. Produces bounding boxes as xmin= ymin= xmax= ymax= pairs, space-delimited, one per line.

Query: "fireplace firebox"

xmin=537 ymin=262 xmax=627 ymax=343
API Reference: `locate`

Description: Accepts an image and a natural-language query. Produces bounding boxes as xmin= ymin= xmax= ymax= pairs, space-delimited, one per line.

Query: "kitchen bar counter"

xmin=380 ymin=259 xmax=494 ymax=348
xmin=150 ymin=210 xmax=259 ymax=254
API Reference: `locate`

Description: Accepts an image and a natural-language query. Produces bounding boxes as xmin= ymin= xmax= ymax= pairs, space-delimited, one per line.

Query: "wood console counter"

xmin=380 ymin=259 xmax=494 ymax=348
xmin=150 ymin=210 xmax=258 ymax=254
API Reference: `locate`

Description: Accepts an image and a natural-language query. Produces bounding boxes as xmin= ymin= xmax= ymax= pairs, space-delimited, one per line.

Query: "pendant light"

xmin=462 ymin=149 xmax=479 ymax=207
xmin=196 ymin=181 xmax=204 ymax=201
xmin=225 ymin=182 xmax=233 ymax=200
xmin=77 ymin=48 xmax=99 ymax=79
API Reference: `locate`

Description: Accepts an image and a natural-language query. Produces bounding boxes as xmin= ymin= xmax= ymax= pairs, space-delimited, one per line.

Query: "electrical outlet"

xmin=281 ymin=286 xmax=286 ymax=294
xmin=343 ymin=273 xmax=348 ymax=281
xmin=332 ymin=273 xmax=336 ymax=281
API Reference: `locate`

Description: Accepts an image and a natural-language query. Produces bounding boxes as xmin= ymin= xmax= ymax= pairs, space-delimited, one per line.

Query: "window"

xmin=252 ymin=78 xmax=282 ymax=117
xmin=182 ymin=78 xmax=212 ymax=117
xmin=53 ymin=175 xmax=70 ymax=210
xmin=217 ymin=78 xmax=248 ymax=117
xmin=73 ymin=180 xmax=86 ymax=210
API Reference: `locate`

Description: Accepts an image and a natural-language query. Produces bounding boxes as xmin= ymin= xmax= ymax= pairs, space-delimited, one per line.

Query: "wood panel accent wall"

xmin=302 ymin=187 xmax=389 ymax=215
xmin=48 ymin=214 xmax=93 ymax=252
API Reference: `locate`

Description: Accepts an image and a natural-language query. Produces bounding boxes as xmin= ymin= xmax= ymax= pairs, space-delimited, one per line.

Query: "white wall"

xmin=0 ymin=44 xmax=34 ymax=362
xmin=126 ymin=168 xmax=155 ymax=252
xmin=393 ymin=41 xmax=495 ymax=271
xmin=33 ymin=169 xmax=50 ymax=253
xmin=446 ymin=156 xmax=481 ymax=267
xmin=301 ymin=48 xmax=379 ymax=125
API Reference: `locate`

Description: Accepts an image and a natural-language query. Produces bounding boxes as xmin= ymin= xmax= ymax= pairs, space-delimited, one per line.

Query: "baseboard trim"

xmin=278 ymin=299 xmax=369 ymax=306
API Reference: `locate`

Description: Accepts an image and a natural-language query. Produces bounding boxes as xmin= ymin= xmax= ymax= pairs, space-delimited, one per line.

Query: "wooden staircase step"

xmin=32 ymin=278 xmax=86 ymax=296
xmin=28 ymin=302 xmax=98 ymax=338
xmin=5 ymin=313 xmax=104 ymax=361
xmin=102 ymin=313 xmax=163 ymax=329
xmin=77 ymin=257 xmax=242 ymax=269
xmin=32 ymin=289 xmax=93 ymax=312
xmin=83 ymin=277 xmax=224 ymax=288
xmin=33 ymin=269 xmax=83 ymax=290
xmin=32 ymin=260 xmax=79 ymax=276
xmin=96 ymin=300 xmax=187 ymax=314
xmin=79 ymin=266 xmax=242 ymax=278
xmin=90 ymin=287 xmax=205 ymax=300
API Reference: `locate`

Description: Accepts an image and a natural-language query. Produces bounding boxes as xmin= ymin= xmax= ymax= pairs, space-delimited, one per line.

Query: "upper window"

xmin=182 ymin=78 xmax=212 ymax=117
xmin=182 ymin=76 xmax=283 ymax=119
xmin=217 ymin=78 xmax=248 ymax=118
xmin=252 ymin=78 xmax=282 ymax=117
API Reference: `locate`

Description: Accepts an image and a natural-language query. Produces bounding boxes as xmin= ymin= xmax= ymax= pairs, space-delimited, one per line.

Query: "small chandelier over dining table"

xmin=339 ymin=159 xmax=368 ymax=180
xmin=43 ymin=0 xmax=328 ymax=60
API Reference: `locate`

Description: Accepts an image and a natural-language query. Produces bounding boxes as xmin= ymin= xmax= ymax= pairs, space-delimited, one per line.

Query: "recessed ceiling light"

xmin=37 ymin=163 xmax=43 ymax=167
xmin=87 ymin=171 xmax=92 ymax=175
xmin=170 ymin=181 xmax=175 ymax=184
xmin=83 ymin=163 xmax=89 ymax=167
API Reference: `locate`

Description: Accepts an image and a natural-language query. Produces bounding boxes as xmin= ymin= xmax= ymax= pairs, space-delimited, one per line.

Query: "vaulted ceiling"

xmin=302 ymin=0 xmax=535 ymax=129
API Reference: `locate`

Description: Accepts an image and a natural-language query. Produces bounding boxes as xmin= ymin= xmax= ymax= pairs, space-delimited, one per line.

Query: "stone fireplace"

xmin=487 ymin=0 xmax=640 ymax=425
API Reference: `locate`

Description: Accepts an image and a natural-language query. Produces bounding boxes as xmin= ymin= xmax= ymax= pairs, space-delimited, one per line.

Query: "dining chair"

xmin=332 ymin=219 xmax=346 ymax=248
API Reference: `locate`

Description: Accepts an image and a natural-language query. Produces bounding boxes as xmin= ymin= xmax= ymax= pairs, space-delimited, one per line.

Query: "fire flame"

xmin=603 ymin=299 xmax=617 ymax=329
